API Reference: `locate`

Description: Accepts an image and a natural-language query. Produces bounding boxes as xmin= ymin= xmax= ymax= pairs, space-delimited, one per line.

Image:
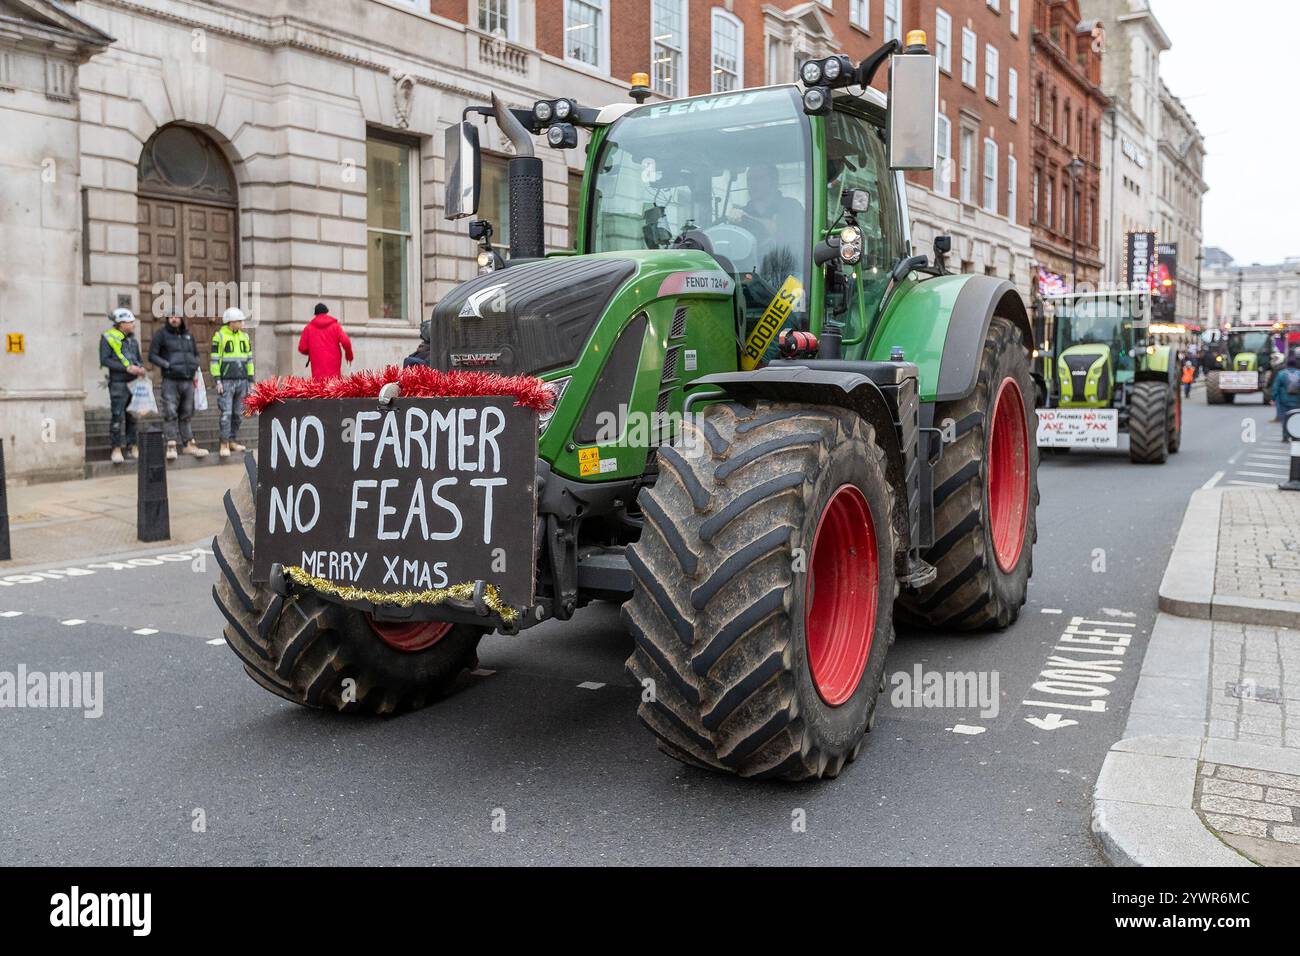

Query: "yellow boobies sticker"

xmin=741 ymin=275 xmax=803 ymax=370
xmin=578 ymin=446 xmax=617 ymax=477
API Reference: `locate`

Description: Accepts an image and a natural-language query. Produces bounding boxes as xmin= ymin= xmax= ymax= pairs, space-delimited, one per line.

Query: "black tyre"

xmin=1128 ymin=380 xmax=1170 ymax=464
xmin=213 ymin=454 xmax=484 ymax=714
xmin=1205 ymin=371 xmax=1226 ymax=404
xmin=896 ymin=316 xmax=1038 ymax=631
xmin=1168 ymin=383 xmax=1183 ymax=454
xmin=624 ymin=402 xmax=896 ymax=781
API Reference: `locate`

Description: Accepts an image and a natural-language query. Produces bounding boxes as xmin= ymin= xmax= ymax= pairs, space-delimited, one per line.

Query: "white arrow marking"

xmin=1025 ymin=713 xmax=1078 ymax=731
xmin=949 ymin=724 xmax=986 ymax=735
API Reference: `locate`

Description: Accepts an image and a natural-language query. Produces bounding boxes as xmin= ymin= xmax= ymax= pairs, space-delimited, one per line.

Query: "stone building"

xmin=1200 ymin=248 xmax=1300 ymax=331
xmin=1027 ymin=0 xmax=1106 ymax=293
xmin=1154 ymin=78 xmax=1205 ymax=325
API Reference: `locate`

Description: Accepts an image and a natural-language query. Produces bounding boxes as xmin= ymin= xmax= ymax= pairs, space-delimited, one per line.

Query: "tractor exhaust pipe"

xmin=491 ymin=93 xmax=545 ymax=261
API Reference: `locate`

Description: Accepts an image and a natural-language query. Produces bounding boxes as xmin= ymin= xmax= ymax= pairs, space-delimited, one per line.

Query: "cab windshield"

xmin=1054 ymin=296 xmax=1138 ymax=373
xmin=1228 ymin=331 xmax=1272 ymax=355
xmin=588 ymin=87 xmax=812 ymax=328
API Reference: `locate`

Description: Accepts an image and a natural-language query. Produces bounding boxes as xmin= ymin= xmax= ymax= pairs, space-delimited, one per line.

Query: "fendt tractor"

xmin=1203 ymin=326 xmax=1280 ymax=404
xmin=213 ymin=32 xmax=1040 ymax=781
xmin=1033 ymin=290 xmax=1182 ymax=463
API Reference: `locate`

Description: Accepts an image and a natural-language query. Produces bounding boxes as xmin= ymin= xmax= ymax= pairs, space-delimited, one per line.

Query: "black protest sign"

xmin=253 ymin=397 xmax=537 ymax=606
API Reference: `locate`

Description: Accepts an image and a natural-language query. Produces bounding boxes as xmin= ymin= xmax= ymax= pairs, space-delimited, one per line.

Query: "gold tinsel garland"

xmin=284 ymin=565 xmax=517 ymax=624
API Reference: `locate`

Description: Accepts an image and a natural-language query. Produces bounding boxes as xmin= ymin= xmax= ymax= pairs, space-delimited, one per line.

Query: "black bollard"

xmin=0 ymin=439 xmax=10 ymax=561
xmin=1282 ymin=410 xmax=1300 ymax=493
xmin=137 ymin=426 xmax=170 ymax=541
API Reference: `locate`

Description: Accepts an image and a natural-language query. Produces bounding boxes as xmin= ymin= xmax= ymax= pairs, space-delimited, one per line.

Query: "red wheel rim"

xmin=988 ymin=377 xmax=1030 ymax=573
xmin=804 ymin=484 xmax=879 ymax=707
xmin=368 ymin=618 xmax=453 ymax=653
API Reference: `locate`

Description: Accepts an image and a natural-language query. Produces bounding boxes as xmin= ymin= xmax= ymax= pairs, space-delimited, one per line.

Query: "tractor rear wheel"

xmin=624 ymin=402 xmax=896 ymax=781
xmin=1128 ymin=380 xmax=1170 ymax=464
xmin=1205 ymin=371 xmax=1226 ymax=404
xmin=896 ymin=316 xmax=1037 ymax=631
xmin=213 ymin=454 xmax=484 ymax=714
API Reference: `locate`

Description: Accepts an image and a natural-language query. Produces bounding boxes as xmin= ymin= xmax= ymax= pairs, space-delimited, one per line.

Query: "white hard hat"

xmin=222 ymin=307 xmax=247 ymax=324
xmin=111 ymin=307 xmax=136 ymax=324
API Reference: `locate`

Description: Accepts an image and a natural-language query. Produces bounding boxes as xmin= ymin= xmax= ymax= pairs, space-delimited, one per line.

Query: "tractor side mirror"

xmin=886 ymin=51 xmax=938 ymax=170
xmin=444 ymin=121 xmax=481 ymax=220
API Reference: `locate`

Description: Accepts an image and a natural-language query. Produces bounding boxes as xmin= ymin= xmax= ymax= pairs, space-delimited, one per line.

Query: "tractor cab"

xmin=1226 ymin=328 xmax=1275 ymax=372
xmin=1044 ymin=291 xmax=1150 ymax=409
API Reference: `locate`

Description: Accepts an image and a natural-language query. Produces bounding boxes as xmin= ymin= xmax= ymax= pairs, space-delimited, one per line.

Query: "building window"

xmin=651 ymin=0 xmax=686 ymax=97
xmin=884 ymin=0 xmax=901 ymax=41
xmin=985 ymin=44 xmax=998 ymax=101
xmin=1032 ymin=167 xmax=1040 ymax=222
xmin=1010 ymin=0 xmax=1019 ymax=36
xmin=477 ymin=0 xmax=515 ymax=39
xmin=935 ymin=9 xmax=952 ymax=73
xmin=960 ymin=127 xmax=975 ymax=204
xmin=961 ymin=28 xmax=976 ymax=87
xmin=1007 ymin=154 xmax=1017 ymax=224
xmin=935 ymin=112 xmax=952 ymax=196
xmin=983 ymin=137 xmax=998 ymax=213
xmin=1046 ymin=174 xmax=1054 ymax=229
xmin=564 ymin=0 xmax=608 ymax=71
xmin=366 ymin=135 xmax=416 ymax=321
xmin=850 ymin=0 xmax=869 ymax=30
xmin=711 ymin=9 xmax=743 ymax=91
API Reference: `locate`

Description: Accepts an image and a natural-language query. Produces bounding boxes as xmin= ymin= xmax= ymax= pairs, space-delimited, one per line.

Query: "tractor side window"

xmin=825 ymin=109 xmax=904 ymax=336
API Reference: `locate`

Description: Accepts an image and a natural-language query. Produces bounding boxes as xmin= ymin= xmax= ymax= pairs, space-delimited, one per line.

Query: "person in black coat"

xmin=148 ymin=313 xmax=209 ymax=460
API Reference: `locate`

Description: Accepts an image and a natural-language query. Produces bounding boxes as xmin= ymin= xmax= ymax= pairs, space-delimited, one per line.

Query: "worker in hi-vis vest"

xmin=98 ymin=308 xmax=149 ymax=464
xmin=210 ymin=307 xmax=256 ymax=458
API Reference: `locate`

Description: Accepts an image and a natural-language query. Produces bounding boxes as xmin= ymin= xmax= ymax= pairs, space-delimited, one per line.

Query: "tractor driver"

xmin=725 ymin=163 xmax=804 ymax=259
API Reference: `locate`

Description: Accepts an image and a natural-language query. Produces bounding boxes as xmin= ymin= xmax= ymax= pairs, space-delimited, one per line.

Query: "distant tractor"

xmin=1204 ymin=327 xmax=1280 ymax=404
xmin=1034 ymin=290 xmax=1182 ymax=463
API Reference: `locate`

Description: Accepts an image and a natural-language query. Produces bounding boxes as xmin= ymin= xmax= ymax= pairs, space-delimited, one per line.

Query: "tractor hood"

xmin=1058 ymin=343 xmax=1112 ymax=406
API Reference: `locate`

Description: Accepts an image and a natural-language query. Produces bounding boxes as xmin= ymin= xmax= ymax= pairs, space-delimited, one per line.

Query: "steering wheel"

xmin=700 ymin=223 xmax=758 ymax=274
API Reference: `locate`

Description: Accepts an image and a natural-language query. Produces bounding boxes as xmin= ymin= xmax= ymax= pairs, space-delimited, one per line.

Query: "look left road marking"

xmin=1021 ymin=615 xmax=1137 ymax=730
xmin=0 ymin=547 xmax=212 ymax=590
xmin=134 ymin=628 xmax=159 ymax=636
xmin=0 ymin=611 xmax=21 ymax=618
xmin=60 ymin=619 xmax=85 ymax=626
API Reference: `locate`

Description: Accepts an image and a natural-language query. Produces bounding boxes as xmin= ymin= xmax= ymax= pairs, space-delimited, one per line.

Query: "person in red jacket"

xmin=297 ymin=303 xmax=354 ymax=380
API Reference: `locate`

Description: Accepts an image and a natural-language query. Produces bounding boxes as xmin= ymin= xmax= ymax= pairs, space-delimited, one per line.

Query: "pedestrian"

xmin=211 ymin=307 xmax=255 ymax=458
xmin=1271 ymin=350 xmax=1300 ymax=440
xmin=297 ymin=302 xmax=353 ymax=380
xmin=99 ymin=308 xmax=149 ymax=464
xmin=1181 ymin=360 xmax=1195 ymax=398
xmin=148 ymin=312 xmax=209 ymax=461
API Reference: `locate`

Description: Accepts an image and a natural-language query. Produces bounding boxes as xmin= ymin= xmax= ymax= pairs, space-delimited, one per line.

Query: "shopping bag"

xmin=126 ymin=377 xmax=157 ymax=417
xmin=193 ymin=369 xmax=209 ymax=412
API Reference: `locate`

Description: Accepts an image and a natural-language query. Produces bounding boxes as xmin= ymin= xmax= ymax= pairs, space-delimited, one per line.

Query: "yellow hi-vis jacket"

xmin=210 ymin=325 xmax=254 ymax=380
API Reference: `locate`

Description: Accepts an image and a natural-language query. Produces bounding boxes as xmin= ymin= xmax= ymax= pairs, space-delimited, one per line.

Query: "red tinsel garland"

xmin=244 ymin=365 xmax=555 ymax=415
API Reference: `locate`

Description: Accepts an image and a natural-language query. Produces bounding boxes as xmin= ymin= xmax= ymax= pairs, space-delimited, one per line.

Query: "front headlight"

xmin=538 ymin=377 xmax=571 ymax=434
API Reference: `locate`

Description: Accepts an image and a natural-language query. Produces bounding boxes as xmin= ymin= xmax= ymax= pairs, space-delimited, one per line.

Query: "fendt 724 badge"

xmin=214 ymin=31 xmax=1041 ymax=781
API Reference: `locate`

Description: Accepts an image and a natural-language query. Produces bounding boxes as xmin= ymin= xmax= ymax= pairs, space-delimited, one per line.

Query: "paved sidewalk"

xmin=1 ymin=457 xmax=245 ymax=569
xmin=1096 ymin=485 xmax=1300 ymax=867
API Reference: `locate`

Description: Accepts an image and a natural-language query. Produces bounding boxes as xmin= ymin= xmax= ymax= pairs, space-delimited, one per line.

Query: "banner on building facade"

xmin=1154 ymin=241 xmax=1177 ymax=322
xmin=1124 ymin=231 xmax=1158 ymax=293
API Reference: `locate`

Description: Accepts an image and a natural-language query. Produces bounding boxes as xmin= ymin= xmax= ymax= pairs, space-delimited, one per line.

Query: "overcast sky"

xmin=1150 ymin=0 xmax=1295 ymax=266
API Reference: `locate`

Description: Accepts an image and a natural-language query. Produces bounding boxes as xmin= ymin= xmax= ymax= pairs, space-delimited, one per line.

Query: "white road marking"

xmin=1024 ymin=713 xmax=1079 ymax=730
xmin=1227 ymin=450 xmax=1243 ymax=464
xmin=60 ymin=619 xmax=85 ymax=626
xmin=949 ymin=724 xmax=986 ymax=735
xmin=1228 ymin=479 xmax=1276 ymax=487
xmin=1101 ymin=608 xmax=1137 ymax=618
xmin=206 ymin=638 xmax=225 ymax=645
xmin=1236 ymin=470 xmax=1288 ymax=478
xmin=577 ymin=681 xmax=605 ymax=690
xmin=1202 ymin=471 xmax=1224 ymax=489
xmin=0 ymin=547 xmax=212 ymax=590
xmin=470 ymin=668 xmax=496 ymax=677
xmin=0 ymin=611 xmax=22 ymax=618
xmin=1040 ymin=608 xmax=1063 ymax=615
xmin=133 ymin=628 xmax=159 ymax=635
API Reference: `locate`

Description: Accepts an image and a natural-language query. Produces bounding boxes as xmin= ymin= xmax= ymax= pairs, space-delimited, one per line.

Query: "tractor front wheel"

xmin=624 ymin=402 xmax=896 ymax=780
xmin=896 ymin=316 xmax=1038 ymax=631
xmin=1168 ymin=382 xmax=1183 ymax=454
xmin=212 ymin=454 xmax=484 ymax=714
xmin=1205 ymin=370 xmax=1227 ymax=404
xmin=1128 ymin=380 xmax=1170 ymax=464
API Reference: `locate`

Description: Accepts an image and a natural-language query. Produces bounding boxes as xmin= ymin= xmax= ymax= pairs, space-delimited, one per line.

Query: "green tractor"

xmin=1204 ymin=327 xmax=1279 ymax=404
xmin=213 ymin=33 xmax=1039 ymax=781
xmin=1034 ymin=290 xmax=1182 ymax=463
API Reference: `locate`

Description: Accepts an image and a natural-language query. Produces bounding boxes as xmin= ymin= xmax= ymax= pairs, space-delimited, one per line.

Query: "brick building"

xmin=1028 ymin=0 xmax=1106 ymax=293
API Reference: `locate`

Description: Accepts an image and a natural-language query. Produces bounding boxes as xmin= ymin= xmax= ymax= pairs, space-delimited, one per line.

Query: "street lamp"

xmin=1066 ymin=155 xmax=1085 ymax=292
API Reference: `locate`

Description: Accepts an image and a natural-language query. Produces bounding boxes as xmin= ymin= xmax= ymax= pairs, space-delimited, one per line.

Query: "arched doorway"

xmin=137 ymin=124 xmax=239 ymax=375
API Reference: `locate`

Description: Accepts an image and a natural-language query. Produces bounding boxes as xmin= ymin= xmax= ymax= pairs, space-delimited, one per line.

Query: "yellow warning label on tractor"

xmin=741 ymin=275 xmax=802 ymax=370
xmin=578 ymin=446 xmax=618 ymax=477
